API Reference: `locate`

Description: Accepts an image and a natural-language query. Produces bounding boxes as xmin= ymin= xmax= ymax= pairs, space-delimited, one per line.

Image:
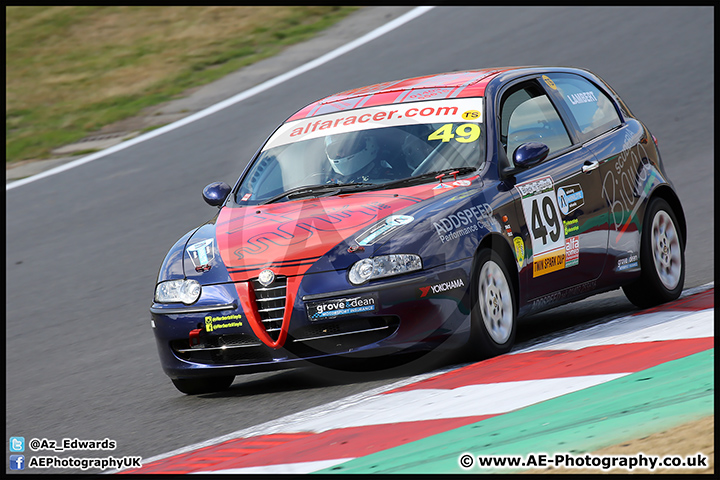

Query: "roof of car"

xmin=287 ymin=67 xmax=526 ymax=121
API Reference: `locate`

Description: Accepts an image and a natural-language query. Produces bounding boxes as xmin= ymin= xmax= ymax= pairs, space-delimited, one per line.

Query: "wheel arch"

xmin=476 ymin=233 xmax=520 ymax=307
xmin=649 ymin=185 xmax=687 ymax=249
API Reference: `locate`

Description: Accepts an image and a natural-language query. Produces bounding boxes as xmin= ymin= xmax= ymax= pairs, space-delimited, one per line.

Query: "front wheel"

xmin=468 ymin=249 xmax=517 ymax=359
xmin=171 ymin=375 xmax=234 ymax=395
xmin=623 ymin=197 xmax=685 ymax=308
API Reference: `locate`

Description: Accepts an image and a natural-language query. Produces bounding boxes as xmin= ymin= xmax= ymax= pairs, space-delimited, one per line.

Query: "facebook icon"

xmin=10 ymin=455 xmax=25 ymax=470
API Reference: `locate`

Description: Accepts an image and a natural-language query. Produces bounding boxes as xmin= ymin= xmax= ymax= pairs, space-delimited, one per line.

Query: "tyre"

xmin=171 ymin=375 xmax=234 ymax=395
xmin=468 ymin=249 xmax=517 ymax=358
xmin=623 ymin=197 xmax=684 ymax=308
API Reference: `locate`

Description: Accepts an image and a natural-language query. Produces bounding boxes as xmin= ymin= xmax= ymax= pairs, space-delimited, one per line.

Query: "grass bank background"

xmin=6 ymin=6 xmax=357 ymax=164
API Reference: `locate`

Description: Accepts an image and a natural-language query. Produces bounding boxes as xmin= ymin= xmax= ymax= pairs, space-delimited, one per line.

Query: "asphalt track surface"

xmin=5 ymin=6 xmax=713 ymax=474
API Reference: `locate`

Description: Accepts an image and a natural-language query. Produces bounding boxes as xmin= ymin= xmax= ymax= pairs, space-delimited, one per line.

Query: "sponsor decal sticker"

xmin=204 ymin=314 xmax=243 ymax=332
xmin=306 ymin=294 xmax=377 ymax=320
xmin=461 ymin=110 xmax=481 ymax=121
xmin=531 ymin=280 xmax=597 ymax=309
xmin=567 ymin=91 xmax=598 ymax=105
xmin=542 ymin=75 xmax=557 ymax=90
xmin=448 ymin=190 xmax=476 ymax=202
xmin=431 ymin=176 xmax=475 ymax=191
xmin=187 ymin=238 xmax=215 ymax=272
xmin=556 ymin=184 xmax=584 ymax=216
xmin=513 ymin=236 xmax=525 ymax=268
xmin=565 ymin=236 xmax=579 ymax=267
xmin=355 ymin=215 xmax=414 ymax=246
xmin=419 ymin=278 xmax=465 ymax=297
xmin=533 ymin=247 xmax=566 ymax=277
xmin=263 ymin=98 xmax=483 ymax=151
xmin=617 ymin=254 xmax=639 ymax=271
xmin=452 ymin=180 xmax=472 ymax=187
xmin=563 ymin=218 xmax=579 ymax=236
xmin=516 ymin=176 xmax=566 ymax=276
xmin=432 ymin=203 xmax=497 ymax=243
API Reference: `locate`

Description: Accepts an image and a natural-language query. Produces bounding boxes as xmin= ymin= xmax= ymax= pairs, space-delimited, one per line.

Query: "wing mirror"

xmin=202 ymin=182 xmax=231 ymax=207
xmin=513 ymin=142 xmax=549 ymax=169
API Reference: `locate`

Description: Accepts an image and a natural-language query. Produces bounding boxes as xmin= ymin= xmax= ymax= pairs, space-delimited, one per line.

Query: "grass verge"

xmin=6 ymin=6 xmax=358 ymax=164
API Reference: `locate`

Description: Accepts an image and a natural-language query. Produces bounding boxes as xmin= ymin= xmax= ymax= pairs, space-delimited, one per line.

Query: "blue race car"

xmin=151 ymin=66 xmax=686 ymax=394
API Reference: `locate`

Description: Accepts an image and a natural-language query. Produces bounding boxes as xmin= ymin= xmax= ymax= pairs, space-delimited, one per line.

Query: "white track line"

xmin=273 ymin=374 xmax=628 ymax=433
xmin=197 ymin=458 xmax=355 ymax=475
xmin=515 ymin=309 xmax=714 ymax=352
xmin=7 ymin=6 xmax=435 ymax=191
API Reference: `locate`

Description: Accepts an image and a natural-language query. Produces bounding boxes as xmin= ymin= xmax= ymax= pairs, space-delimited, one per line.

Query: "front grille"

xmin=251 ymin=276 xmax=287 ymax=341
xmin=287 ymin=316 xmax=400 ymax=356
xmin=170 ymin=334 xmax=270 ymax=365
xmin=217 ymin=334 xmax=263 ymax=348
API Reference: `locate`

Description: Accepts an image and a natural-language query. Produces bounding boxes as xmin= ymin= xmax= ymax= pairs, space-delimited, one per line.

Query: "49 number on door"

xmin=515 ymin=176 xmax=566 ymax=277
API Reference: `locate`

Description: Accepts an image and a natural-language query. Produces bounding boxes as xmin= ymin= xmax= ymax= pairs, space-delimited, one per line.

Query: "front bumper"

xmin=151 ymin=261 xmax=473 ymax=379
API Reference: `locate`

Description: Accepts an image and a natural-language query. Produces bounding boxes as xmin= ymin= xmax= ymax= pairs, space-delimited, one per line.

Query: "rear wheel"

xmin=623 ymin=197 xmax=684 ymax=308
xmin=171 ymin=375 xmax=234 ymax=395
xmin=468 ymin=249 xmax=517 ymax=358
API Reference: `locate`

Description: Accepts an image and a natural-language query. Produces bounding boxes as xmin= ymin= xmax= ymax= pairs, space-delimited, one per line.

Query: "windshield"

xmin=236 ymin=98 xmax=485 ymax=205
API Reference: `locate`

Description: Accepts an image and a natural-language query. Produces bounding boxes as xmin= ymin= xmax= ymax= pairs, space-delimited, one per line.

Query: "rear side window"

xmin=547 ymin=74 xmax=621 ymax=139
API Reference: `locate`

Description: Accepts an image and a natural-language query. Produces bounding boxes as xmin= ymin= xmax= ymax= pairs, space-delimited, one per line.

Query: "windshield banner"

xmin=263 ymin=98 xmax=483 ymax=151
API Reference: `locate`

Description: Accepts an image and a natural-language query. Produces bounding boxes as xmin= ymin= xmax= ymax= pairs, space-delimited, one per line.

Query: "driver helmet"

xmin=325 ymin=132 xmax=379 ymax=176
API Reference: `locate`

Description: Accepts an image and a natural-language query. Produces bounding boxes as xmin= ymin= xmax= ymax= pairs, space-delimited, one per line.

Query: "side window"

xmin=547 ymin=74 xmax=621 ymax=138
xmin=500 ymin=83 xmax=571 ymax=165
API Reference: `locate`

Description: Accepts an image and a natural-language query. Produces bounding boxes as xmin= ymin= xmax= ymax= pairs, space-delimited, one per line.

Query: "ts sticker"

xmin=542 ymin=75 xmax=557 ymax=90
xmin=515 ymin=176 xmax=566 ymax=277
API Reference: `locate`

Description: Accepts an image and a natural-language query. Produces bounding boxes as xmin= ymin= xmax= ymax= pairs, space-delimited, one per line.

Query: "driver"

xmin=401 ymin=126 xmax=434 ymax=171
xmin=325 ymin=131 xmax=398 ymax=184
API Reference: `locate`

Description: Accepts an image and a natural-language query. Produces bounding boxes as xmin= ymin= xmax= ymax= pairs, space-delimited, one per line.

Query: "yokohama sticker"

xmin=419 ymin=278 xmax=465 ymax=298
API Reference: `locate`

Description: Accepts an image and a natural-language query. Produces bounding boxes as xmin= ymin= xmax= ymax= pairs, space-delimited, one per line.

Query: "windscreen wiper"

xmin=262 ymin=182 xmax=374 ymax=205
xmin=368 ymin=166 xmax=477 ymax=191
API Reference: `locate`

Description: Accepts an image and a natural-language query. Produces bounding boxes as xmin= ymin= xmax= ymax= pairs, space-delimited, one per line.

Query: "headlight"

xmin=348 ymin=254 xmax=422 ymax=285
xmin=154 ymin=279 xmax=202 ymax=304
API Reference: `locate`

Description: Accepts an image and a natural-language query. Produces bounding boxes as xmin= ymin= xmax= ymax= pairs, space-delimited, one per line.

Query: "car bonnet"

xmin=214 ymin=180 xmax=479 ymax=284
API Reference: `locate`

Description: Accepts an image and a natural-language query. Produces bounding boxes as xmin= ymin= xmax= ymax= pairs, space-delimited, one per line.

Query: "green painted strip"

xmin=317 ymin=349 xmax=714 ymax=474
